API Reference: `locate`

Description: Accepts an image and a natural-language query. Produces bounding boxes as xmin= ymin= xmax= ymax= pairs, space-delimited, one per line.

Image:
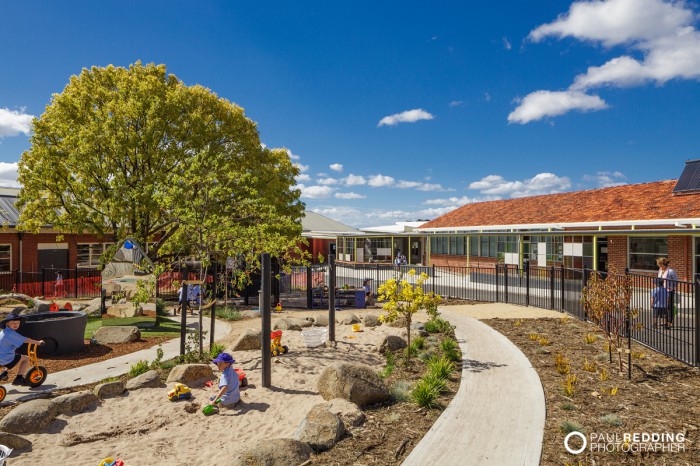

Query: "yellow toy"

xmin=270 ymin=330 xmax=289 ymax=356
xmin=275 ymin=302 xmax=283 ymax=313
xmin=167 ymin=383 xmax=193 ymax=401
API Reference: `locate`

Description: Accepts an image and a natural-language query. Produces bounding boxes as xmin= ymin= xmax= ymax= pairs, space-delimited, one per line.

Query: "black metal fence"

xmin=317 ymin=262 xmax=698 ymax=367
xmin=0 ymin=268 xmax=102 ymax=299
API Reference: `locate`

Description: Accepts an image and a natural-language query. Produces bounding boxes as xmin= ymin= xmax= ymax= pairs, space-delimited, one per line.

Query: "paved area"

xmin=1 ymin=314 xmax=232 ymax=405
xmin=403 ymin=304 xmax=552 ymax=466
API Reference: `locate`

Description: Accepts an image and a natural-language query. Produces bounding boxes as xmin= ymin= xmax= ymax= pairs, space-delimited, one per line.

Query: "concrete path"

xmin=403 ymin=306 xmax=546 ymax=466
xmin=1 ymin=315 xmax=232 ymax=405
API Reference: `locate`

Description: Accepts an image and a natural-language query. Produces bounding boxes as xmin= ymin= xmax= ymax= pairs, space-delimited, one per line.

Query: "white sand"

xmin=14 ymin=309 xmax=406 ymax=465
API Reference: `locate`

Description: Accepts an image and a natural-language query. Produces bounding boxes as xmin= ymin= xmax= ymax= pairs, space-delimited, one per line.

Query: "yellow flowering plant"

xmin=377 ymin=269 xmax=442 ymax=360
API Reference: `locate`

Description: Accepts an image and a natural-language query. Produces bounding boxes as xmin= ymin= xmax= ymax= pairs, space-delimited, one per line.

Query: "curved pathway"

xmin=403 ymin=306 xmax=546 ymax=466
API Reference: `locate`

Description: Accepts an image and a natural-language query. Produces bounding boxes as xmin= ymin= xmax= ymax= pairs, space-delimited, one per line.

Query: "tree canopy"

xmin=17 ymin=62 xmax=304 ymax=267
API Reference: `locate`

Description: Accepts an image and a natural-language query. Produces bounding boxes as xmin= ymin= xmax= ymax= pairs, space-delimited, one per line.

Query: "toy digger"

xmin=270 ymin=330 xmax=289 ymax=357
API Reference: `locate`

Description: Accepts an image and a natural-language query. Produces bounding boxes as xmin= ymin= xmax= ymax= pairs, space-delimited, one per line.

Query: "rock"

xmin=294 ymin=404 xmax=345 ymax=451
xmin=340 ymin=314 xmax=361 ymax=325
xmin=411 ymin=322 xmax=425 ymax=330
xmin=363 ymin=314 xmax=381 ymax=327
xmin=273 ymin=318 xmax=303 ymax=331
xmin=0 ymin=432 xmax=32 ymax=451
xmin=94 ymin=380 xmax=126 ymax=399
xmin=298 ymin=319 xmax=313 ymax=328
xmin=314 ymin=314 xmax=329 ymax=326
xmin=239 ymin=310 xmax=261 ymax=319
xmin=320 ymin=398 xmax=366 ymax=427
xmin=386 ymin=317 xmax=408 ymax=328
xmin=379 ymin=335 xmax=408 ymax=354
xmin=93 ymin=325 xmax=141 ymax=344
xmin=232 ymin=329 xmax=262 ymax=351
xmin=0 ymin=399 xmax=58 ymax=434
xmin=126 ymin=370 xmax=163 ymax=390
xmin=317 ymin=363 xmax=389 ymax=407
xmin=402 ymin=328 xmax=429 ymax=339
xmin=166 ymin=364 xmax=214 ymax=386
xmin=51 ymin=391 xmax=100 ymax=414
xmin=232 ymin=438 xmax=312 ymax=466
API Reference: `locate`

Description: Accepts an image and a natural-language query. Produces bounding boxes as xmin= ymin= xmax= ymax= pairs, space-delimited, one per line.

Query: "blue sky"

xmin=2 ymin=0 xmax=700 ymax=227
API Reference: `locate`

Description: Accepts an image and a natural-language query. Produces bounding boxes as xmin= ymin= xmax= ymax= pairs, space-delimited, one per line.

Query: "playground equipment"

xmin=270 ymin=330 xmax=289 ymax=357
xmin=99 ymin=458 xmax=128 ymax=466
xmin=235 ymin=368 xmax=249 ymax=387
xmin=167 ymin=383 xmax=192 ymax=401
xmin=0 ymin=343 xmax=48 ymax=402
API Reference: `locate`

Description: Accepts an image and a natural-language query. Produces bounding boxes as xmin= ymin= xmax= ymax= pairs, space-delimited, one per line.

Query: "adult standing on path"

xmin=656 ymin=257 xmax=678 ymax=329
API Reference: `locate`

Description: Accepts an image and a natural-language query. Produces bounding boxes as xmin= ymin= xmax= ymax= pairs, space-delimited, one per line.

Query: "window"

xmin=0 ymin=245 xmax=10 ymax=273
xmin=77 ymin=243 xmax=112 ymax=268
xmin=629 ymin=237 xmax=667 ymax=271
xmin=430 ymin=236 xmax=449 ymax=255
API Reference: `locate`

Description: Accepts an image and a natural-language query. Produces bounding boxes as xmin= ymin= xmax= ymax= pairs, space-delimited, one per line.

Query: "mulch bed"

xmin=484 ymin=317 xmax=699 ymax=465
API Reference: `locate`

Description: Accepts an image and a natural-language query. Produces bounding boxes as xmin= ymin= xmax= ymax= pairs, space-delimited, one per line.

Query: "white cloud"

xmin=335 ymin=192 xmax=366 ymax=199
xmin=424 ymin=195 xmax=494 ymax=206
xmin=508 ymin=90 xmax=608 ymax=124
xmin=416 ymin=183 xmax=445 ymax=192
xmin=343 ymin=174 xmax=366 ymax=186
xmin=0 ymin=108 xmax=33 ymax=137
xmin=0 ymin=162 xmax=20 ymax=187
xmin=377 ymin=108 xmax=435 ymax=127
xmin=484 ymin=92 xmax=491 ymax=102
xmin=469 ymin=173 xmax=572 ymax=197
xmin=395 ymin=180 xmax=421 ymax=189
xmin=329 ymin=163 xmax=343 ymax=172
xmin=503 ymin=37 xmax=512 ymax=50
xmin=449 ymin=100 xmax=464 ymax=107
xmin=294 ymin=163 xmax=309 ymax=172
xmin=295 ymin=173 xmax=311 ymax=182
xmin=583 ymin=171 xmax=627 ymax=187
xmin=317 ymin=177 xmax=338 ymax=186
xmin=516 ymin=0 xmax=700 ymax=121
xmin=367 ymin=174 xmax=395 ymax=187
xmin=528 ymin=0 xmax=692 ymax=47
xmin=295 ymin=184 xmax=335 ymax=199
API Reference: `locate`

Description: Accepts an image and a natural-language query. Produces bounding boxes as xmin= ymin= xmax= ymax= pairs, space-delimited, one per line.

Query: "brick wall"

xmin=667 ymin=235 xmax=692 ymax=281
xmin=605 ymin=235 xmax=628 ymax=273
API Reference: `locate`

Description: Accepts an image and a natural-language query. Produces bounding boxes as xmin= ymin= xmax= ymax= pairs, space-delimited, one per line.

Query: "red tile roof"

xmin=420 ymin=180 xmax=700 ymax=229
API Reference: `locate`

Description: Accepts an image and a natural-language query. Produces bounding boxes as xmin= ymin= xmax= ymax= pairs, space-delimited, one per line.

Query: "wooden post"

xmin=261 ymin=253 xmax=272 ymax=388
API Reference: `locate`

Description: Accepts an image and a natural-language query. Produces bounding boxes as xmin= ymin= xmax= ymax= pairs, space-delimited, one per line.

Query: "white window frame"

xmin=0 ymin=244 xmax=11 ymax=274
xmin=77 ymin=243 xmax=113 ymax=268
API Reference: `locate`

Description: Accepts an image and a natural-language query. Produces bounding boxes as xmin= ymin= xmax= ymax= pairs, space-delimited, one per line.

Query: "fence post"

xmin=549 ymin=266 xmax=555 ymax=310
xmin=504 ymin=264 xmax=509 ymax=304
xmin=560 ymin=264 xmax=565 ymax=312
xmin=695 ymin=277 xmax=700 ymax=367
xmin=625 ymin=267 xmax=632 ymax=379
xmin=261 ymin=253 xmax=271 ymax=388
xmin=74 ymin=266 xmax=79 ymax=298
xmin=14 ymin=269 xmax=20 ymax=294
xmin=495 ymin=264 xmax=500 ymax=303
xmin=329 ymin=254 xmax=336 ymax=343
xmin=41 ymin=267 xmax=46 ymax=298
xmin=525 ymin=260 xmax=530 ymax=307
xmin=306 ymin=265 xmax=313 ymax=309
xmin=431 ymin=265 xmax=436 ymax=294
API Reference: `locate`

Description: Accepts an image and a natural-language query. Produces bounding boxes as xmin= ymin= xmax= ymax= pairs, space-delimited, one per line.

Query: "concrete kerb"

xmin=1 ymin=314 xmax=233 ymax=405
xmin=403 ymin=305 xmax=547 ymax=466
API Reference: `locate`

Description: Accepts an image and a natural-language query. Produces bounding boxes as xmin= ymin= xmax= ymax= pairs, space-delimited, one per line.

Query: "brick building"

xmin=418 ymin=160 xmax=700 ymax=281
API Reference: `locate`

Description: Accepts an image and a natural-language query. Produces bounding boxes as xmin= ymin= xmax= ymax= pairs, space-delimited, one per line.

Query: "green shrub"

xmin=561 ymin=402 xmax=576 ymax=411
xmin=159 ymin=359 xmax=178 ymax=370
xmin=424 ymin=318 xmax=452 ymax=334
xmin=412 ymin=336 xmax=425 ymax=350
xmin=209 ymin=343 xmax=226 ymax=359
xmin=389 ymin=381 xmax=412 ymax=402
xmin=379 ymin=352 xmax=396 ymax=379
xmin=439 ymin=338 xmax=461 ymax=361
xmin=155 ymin=299 xmax=167 ymax=317
xmin=560 ymin=420 xmax=585 ymax=434
xmin=129 ymin=360 xmax=150 ymax=378
xmin=422 ymin=372 xmax=448 ymax=394
xmin=412 ymin=378 xmax=441 ymax=409
xmin=418 ymin=350 xmax=436 ymax=362
xmin=601 ymin=414 xmax=623 ymax=426
xmin=427 ymin=355 xmax=455 ymax=380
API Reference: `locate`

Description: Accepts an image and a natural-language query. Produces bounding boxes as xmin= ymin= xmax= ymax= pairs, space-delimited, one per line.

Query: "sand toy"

xmin=168 ymin=383 xmax=193 ymax=401
xmin=270 ymin=330 xmax=289 ymax=357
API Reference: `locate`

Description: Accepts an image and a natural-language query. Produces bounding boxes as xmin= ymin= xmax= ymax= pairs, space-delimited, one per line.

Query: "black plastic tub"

xmin=19 ymin=311 xmax=87 ymax=355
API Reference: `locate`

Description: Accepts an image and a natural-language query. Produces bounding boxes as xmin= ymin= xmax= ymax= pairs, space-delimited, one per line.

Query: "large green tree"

xmin=17 ymin=62 xmax=304 ymax=268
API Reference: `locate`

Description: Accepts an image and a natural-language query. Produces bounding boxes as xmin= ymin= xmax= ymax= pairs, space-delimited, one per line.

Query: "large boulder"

xmin=232 ymin=438 xmax=312 ymax=466
xmin=319 ymin=398 xmax=365 ymax=428
xmin=51 ymin=391 xmax=100 ymax=414
xmin=363 ymin=314 xmax=381 ymax=327
xmin=166 ymin=364 xmax=214 ymax=386
xmin=93 ymin=325 xmax=141 ymax=344
xmin=94 ymin=380 xmax=126 ymax=399
xmin=317 ymin=363 xmax=389 ymax=407
xmin=386 ymin=316 xmax=408 ymax=328
xmin=0 ymin=399 xmax=58 ymax=434
xmin=273 ymin=318 xmax=303 ymax=331
xmin=126 ymin=370 xmax=163 ymax=390
xmin=314 ymin=314 xmax=329 ymax=327
xmin=294 ymin=404 xmax=345 ymax=451
xmin=340 ymin=314 xmax=361 ymax=325
xmin=0 ymin=432 xmax=32 ymax=451
xmin=379 ymin=335 xmax=407 ymax=354
xmin=239 ymin=310 xmax=261 ymax=319
xmin=232 ymin=329 xmax=262 ymax=351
